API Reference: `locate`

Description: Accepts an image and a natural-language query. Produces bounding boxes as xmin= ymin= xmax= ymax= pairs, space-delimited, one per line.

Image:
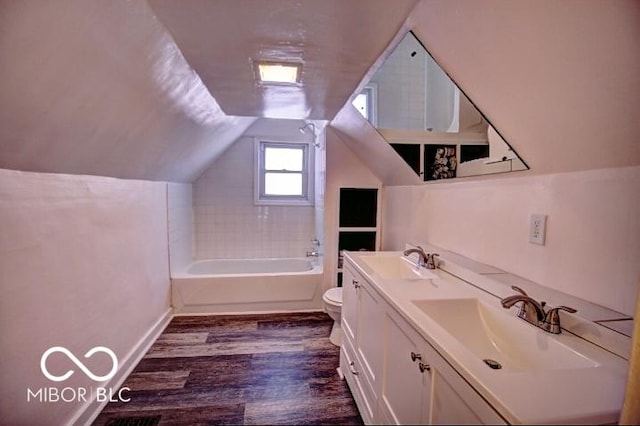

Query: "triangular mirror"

xmin=353 ymin=31 xmax=528 ymax=180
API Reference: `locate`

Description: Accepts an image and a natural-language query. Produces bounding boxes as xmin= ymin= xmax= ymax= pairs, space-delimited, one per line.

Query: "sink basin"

xmin=360 ymin=255 xmax=438 ymax=280
xmin=412 ymin=298 xmax=599 ymax=372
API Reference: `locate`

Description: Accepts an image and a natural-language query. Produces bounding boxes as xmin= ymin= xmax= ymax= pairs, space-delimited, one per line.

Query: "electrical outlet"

xmin=529 ymin=214 xmax=547 ymax=245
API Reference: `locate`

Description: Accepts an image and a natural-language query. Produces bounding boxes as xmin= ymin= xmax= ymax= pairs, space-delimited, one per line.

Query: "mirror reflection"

xmin=354 ymin=31 xmax=528 ymax=180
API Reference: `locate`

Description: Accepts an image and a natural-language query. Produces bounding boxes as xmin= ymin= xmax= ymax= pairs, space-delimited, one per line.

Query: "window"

xmin=352 ymin=84 xmax=377 ymax=126
xmin=255 ymin=140 xmax=314 ymax=205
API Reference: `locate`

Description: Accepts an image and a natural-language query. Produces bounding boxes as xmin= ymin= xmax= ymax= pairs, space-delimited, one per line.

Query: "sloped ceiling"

xmin=148 ymin=0 xmax=418 ymax=120
xmin=338 ymin=0 xmax=640 ymax=183
xmin=0 ymin=0 xmax=418 ymax=182
xmin=2 ymin=0 xmax=637 ymax=184
xmin=330 ymin=104 xmax=422 ymax=186
xmin=0 ymin=0 xmax=256 ymax=182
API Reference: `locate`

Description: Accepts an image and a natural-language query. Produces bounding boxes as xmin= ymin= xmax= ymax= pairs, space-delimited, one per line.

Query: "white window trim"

xmin=254 ymin=138 xmax=315 ymax=206
xmin=363 ymin=83 xmax=378 ymax=127
xmin=353 ymin=83 xmax=378 ymax=126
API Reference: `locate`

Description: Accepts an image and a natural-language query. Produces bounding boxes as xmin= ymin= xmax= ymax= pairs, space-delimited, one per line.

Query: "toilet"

xmin=322 ymin=287 xmax=343 ymax=346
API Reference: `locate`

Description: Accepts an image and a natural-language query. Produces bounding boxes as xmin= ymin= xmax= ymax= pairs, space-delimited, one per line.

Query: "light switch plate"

xmin=529 ymin=214 xmax=547 ymax=245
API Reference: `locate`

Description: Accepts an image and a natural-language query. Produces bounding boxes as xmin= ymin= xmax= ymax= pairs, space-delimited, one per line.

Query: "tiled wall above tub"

xmin=193 ymin=135 xmax=316 ymax=260
xmin=167 ymin=182 xmax=194 ymax=273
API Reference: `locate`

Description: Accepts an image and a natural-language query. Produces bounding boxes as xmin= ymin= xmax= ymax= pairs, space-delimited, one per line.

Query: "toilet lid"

xmin=324 ymin=287 xmax=342 ymax=304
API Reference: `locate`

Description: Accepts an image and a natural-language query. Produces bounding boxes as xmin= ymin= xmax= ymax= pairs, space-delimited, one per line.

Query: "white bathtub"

xmin=171 ymin=257 xmax=324 ymax=314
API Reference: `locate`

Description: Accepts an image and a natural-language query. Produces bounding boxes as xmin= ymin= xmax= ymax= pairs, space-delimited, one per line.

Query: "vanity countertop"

xmin=344 ymin=249 xmax=630 ymax=425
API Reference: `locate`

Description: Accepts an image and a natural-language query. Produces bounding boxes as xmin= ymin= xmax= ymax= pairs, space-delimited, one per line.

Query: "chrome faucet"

xmin=403 ymin=246 xmax=439 ymax=270
xmin=542 ymin=305 xmax=578 ymax=334
xmin=403 ymin=246 xmax=429 ymax=268
xmin=500 ymin=286 xmax=576 ymax=334
xmin=425 ymin=253 xmax=440 ymax=270
xmin=306 ymin=238 xmax=320 ymax=257
xmin=500 ymin=286 xmax=546 ymax=324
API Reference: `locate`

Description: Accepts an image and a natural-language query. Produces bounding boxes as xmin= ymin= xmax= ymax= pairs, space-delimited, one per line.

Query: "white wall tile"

xmin=193 ymin=129 xmax=319 ymax=260
xmin=167 ymin=182 xmax=194 ymax=273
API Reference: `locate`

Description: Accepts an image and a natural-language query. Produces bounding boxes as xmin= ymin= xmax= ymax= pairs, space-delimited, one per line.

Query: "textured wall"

xmin=382 ymin=166 xmax=640 ymax=316
xmin=0 ymin=169 xmax=171 ymax=424
xmin=0 ymin=0 xmax=254 ymax=182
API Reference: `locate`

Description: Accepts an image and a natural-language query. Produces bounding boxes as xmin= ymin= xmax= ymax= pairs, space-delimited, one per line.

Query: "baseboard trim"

xmin=69 ymin=308 xmax=174 ymax=426
xmin=173 ymin=308 xmax=324 ymax=316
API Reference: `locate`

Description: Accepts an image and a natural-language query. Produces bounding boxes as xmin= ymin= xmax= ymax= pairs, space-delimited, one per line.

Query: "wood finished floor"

xmin=93 ymin=312 xmax=363 ymax=426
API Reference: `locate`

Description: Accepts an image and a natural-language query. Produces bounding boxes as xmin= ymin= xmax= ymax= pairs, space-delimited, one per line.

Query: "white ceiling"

xmin=0 ymin=0 xmax=418 ymax=182
xmin=148 ymin=0 xmax=418 ymax=120
xmin=1 ymin=0 xmax=637 ymax=183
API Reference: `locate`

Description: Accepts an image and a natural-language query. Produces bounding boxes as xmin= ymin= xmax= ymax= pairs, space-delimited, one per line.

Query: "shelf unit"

xmin=337 ymin=187 xmax=381 ymax=286
xmin=390 ymin=141 xmax=489 ymax=181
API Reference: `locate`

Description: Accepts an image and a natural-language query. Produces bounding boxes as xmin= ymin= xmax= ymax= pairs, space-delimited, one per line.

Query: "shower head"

xmin=299 ymin=122 xmax=321 ymax=148
xmin=299 ymin=122 xmax=316 ymax=135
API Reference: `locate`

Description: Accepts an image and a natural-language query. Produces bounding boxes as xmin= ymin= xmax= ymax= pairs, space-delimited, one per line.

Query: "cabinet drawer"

xmin=341 ymin=343 xmax=376 ymax=424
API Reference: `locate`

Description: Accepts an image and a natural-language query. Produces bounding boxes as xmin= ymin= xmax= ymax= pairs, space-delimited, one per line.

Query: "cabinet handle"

xmin=410 ymin=352 xmax=422 ymax=362
xmin=349 ymin=361 xmax=359 ymax=375
xmin=419 ymin=362 xmax=431 ymax=373
xmin=352 ymin=279 xmax=360 ymax=289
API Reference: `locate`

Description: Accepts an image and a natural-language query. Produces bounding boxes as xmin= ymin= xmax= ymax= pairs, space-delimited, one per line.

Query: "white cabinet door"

xmin=342 ymin=264 xmax=358 ymax=344
xmin=379 ymin=309 xmax=431 ymax=425
xmin=356 ymin=276 xmax=384 ymax=387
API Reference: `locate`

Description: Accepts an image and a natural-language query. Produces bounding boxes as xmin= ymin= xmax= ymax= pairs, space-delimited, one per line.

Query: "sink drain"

xmin=483 ymin=359 xmax=502 ymax=370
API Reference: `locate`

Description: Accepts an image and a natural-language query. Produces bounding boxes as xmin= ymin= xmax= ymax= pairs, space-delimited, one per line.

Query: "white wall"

xmin=167 ymin=183 xmax=194 ymax=273
xmin=314 ymin=128 xmax=327 ymax=254
xmin=372 ymin=0 xmax=640 ymax=319
xmin=410 ymin=0 xmax=640 ymax=175
xmin=382 ymin=166 xmax=640 ymax=316
xmin=0 ymin=169 xmax=171 ymax=425
xmin=324 ymin=127 xmax=382 ymax=290
xmin=193 ymin=119 xmax=318 ymax=259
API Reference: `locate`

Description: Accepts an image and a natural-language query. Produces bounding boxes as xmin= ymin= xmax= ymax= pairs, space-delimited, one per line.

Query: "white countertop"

xmin=344 ymin=250 xmax=630 ymax=425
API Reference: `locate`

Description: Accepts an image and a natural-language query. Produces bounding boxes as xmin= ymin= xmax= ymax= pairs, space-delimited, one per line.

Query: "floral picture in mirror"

xmin=425 ymin=145 xmax=457 ymax=180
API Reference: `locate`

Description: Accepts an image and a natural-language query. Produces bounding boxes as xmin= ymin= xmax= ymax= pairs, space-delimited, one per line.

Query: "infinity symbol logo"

xmin=40 ymin=346 xmax=118 ymax=382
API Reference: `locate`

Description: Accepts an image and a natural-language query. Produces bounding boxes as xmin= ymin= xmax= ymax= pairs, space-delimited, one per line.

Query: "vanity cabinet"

xmin=341 ymin=262 xmax=384 ymax=424
xmin=342 ymin=255 xmax=505 ymax=425
xmin=379 ymin=307 xmax=432 ymax=424
xmin=380 ymin=305 xmax=505 ymax=425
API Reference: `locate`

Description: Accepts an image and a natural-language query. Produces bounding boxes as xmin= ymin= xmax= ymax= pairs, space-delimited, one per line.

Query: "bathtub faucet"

xmin=306 ymin=239 xmax=320 ymax=257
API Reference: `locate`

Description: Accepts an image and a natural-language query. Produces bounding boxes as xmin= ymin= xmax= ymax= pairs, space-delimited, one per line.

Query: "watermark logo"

xmin=27 ymin=346 xmax=130 ymax=403
xmin=40 ymin=346 xmax=118 ymax=382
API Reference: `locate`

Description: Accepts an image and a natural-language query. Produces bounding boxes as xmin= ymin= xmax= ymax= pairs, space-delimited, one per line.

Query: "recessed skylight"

xmin=256 ymin=62 xmax=301 ymax=84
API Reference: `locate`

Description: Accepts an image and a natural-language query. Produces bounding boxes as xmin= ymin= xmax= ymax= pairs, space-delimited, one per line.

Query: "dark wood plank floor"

xmin=93 ymin=312 xmax=363 ymax=425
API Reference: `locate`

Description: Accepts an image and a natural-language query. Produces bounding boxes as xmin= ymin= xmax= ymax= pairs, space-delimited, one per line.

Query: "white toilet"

xmin=322 ymin=287 xmax=343 ymax=346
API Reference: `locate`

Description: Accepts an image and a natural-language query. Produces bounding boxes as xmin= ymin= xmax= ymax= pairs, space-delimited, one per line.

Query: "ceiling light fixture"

xmin=256 ymin=61 xmax=301 ymax=84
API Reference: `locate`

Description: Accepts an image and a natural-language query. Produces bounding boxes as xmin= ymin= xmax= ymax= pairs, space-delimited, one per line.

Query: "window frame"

xmin=254 ymin=138 xmax=314 ymax=206
xmin=352 ymin=83 xmax=378 ymax=126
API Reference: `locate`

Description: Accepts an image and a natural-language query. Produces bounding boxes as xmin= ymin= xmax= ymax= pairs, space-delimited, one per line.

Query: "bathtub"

xmin=171 ymin=257 xmax=324 ymax=314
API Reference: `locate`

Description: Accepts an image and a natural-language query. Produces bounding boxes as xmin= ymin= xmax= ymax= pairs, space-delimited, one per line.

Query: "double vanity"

xmin=339 ymin=246 xmax=630 ymax=424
